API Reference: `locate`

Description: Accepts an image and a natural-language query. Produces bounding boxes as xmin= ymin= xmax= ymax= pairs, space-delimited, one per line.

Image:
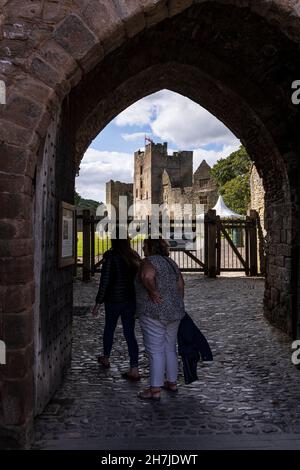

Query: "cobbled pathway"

xmin=32 ymin=274 xmax=300 ymax=450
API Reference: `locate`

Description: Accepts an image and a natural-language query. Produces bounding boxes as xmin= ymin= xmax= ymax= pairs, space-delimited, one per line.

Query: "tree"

xmin=74 ymin=189 xmax=102 ymax=212
xmin=220 ymin=174 xmax=251 ymax=215
xmin=74 ymin=190 xmax=82 ymax=205
xmin=211 ymin=146 xmax=252 ymax=214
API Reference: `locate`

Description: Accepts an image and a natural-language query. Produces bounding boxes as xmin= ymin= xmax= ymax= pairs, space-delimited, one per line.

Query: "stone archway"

xmin=0 ymin=0 xmax=300 ymax=448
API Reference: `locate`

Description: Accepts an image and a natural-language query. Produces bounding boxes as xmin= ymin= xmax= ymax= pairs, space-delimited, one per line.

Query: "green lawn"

xmin=76 ymin=232 xmax=145 ymax=257
xmin=77 ymin=232 xmax=111 ymax=257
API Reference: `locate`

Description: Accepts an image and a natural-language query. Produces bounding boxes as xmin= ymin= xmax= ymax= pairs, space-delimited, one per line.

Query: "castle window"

xmin=198 ymin=178 xmax=210 ymax=188
xmin=140 ymin=165 xmax=143 ymax=175
xmin=146 ymin=191 xmax=148 ymax=199
xmin=140 ymin=179 xmax=143 ymax=189
xmin=199 ymin=196 xmax=208 ymax=205
xmin=136 ymin=189 xmax=138 ymax=198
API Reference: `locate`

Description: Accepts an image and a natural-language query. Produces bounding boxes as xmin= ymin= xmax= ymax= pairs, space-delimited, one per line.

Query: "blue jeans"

xmin=103 ymin=301 xmax=139 ymax=368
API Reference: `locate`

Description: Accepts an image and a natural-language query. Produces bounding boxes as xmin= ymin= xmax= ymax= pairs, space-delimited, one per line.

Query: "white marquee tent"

xmin=212 ymin=195 xmax=245 ymax=219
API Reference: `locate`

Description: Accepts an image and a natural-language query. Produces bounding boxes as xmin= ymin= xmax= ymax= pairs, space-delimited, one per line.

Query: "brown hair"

xmin=111 ymin=238 xmax=140 ymax=269
xmin=144 ymin=238 xmax=170 ymax=257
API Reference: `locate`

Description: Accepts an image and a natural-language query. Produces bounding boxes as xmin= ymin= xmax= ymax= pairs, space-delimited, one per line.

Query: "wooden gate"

xmin=205 ymin=209 xmax=258 ymax=277
xmin=75 ymin=209 xmax=259 ymax=281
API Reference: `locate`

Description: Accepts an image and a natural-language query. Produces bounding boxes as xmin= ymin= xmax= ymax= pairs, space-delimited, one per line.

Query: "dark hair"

xmin=144 ymin=238 xmax=170 ymax=257
xmin=111 ymin=238 xmax=140 ymax=269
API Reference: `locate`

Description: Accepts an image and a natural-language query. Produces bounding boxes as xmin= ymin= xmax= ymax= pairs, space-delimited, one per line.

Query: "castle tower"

xmin=133 ymin=141 xmax=193 ymax=218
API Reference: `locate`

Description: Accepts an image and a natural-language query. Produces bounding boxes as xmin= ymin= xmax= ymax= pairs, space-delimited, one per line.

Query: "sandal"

xmin=163 ymin=381 xmax=178 ymax=392
xmin=97 ymin=356 xmax=110 ymax=368
xmin=122 ymin=371 xmax=141 ymax=382
xmin=137 ymin=388 xmax=161 ymax=400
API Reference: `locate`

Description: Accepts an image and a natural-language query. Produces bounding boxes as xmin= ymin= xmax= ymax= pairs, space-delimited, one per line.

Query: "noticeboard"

xmin=58 ymin=201 xmax=75 ymax=268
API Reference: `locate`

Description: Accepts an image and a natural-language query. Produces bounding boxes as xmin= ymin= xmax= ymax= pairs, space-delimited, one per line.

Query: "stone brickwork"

xmin=162 ymin=160 xmax=218 ymax=218
xmin=106 ymin=180 xmax=133 ymax=218
xmin=250 ymin=165 xmax=266 ymax=235
xmin=250 ymin=165 xmax=267 ymax=274
xmin=133 ymin=142 xmax=217 ymax=218
xmin=0 ymin=0 xmax=300 ymax=449
xmin=133 ymin=141 xmax=194 ymax=218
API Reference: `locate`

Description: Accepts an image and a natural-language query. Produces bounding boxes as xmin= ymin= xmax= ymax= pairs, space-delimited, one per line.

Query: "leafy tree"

xmin=74 ymin=189 xmax=101 ymax=211
xmin=74 ymin=190 xmax=82 ymax=205
xmin=211 ymin=146 xmax=252 ymax=214
xmin=211 ymin=146 xmax=251 ymax=187
xmin=220 ymin=174 xmax=251 ymax=215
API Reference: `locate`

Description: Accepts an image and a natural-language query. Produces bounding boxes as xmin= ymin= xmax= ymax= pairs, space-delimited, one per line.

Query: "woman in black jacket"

xmin=92 ymin=239 xmax=141 ymax=380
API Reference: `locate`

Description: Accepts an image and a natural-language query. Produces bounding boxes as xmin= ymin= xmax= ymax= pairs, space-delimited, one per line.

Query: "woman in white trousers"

xmin=135 ymin=239 xmax=185 ymax=400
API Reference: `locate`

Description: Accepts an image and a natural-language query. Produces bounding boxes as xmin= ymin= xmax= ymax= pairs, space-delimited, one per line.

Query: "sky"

xmin=75 ymin=89 xmax=241 ymax=203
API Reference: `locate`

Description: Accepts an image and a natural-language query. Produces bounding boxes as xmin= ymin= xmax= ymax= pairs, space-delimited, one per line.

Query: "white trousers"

xmin=139 ymin=315 xmax=180 ymax=387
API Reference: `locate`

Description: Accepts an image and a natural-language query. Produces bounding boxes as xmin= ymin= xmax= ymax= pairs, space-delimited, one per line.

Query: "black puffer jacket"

xmin=95 ymin=249 xmax=139 ymax=304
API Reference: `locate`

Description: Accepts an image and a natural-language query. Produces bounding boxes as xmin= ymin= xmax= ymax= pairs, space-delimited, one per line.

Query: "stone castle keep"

xmin=106 ymin=142 xmax=218 ymax=218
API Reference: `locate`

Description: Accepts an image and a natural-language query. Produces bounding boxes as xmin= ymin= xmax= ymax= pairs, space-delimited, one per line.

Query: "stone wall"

xmin=162 ymin=179 xmax=218 ymax=218
xmin=264 ymin=200 xmax=297 ymax=335
xmin=133 ymin=142 xmax=216 ymax=218
xmin=106 ymin=180 xmax=133 ymax=218
xmin=250 ymin=165 xmax=266 ymax=234
xmin=250 ymin=165 xmax=267 ymax=274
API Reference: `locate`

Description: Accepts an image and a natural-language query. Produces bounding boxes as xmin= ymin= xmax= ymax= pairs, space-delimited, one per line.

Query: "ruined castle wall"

xmin=250 ymin=165 xmax=266 ymax=235
xmin=166 ymin=151 xmax=193 ymax=188
xmin=106 ymin=180 xmax=133 ymax=217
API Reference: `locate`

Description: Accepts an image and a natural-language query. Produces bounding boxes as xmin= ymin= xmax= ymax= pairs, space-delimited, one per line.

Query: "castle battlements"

xmin=107 ymin=141 xmax=218 ymax=219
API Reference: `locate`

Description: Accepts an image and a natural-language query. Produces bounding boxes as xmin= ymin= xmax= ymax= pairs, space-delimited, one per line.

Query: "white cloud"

xmin=121 ymin=132 xmax=147 ymax=142
xmin=76 ymin=148 xmax=134 ymax=203
xmin=193 ymin=142 xmax=241 ymax=171
xmin=77 ymin=91 xmax=242 ymax=201
xmin=114 ymin=90 xmax=239 ymax=149
xmin=115 ymin=98 xmax=156 ymax=127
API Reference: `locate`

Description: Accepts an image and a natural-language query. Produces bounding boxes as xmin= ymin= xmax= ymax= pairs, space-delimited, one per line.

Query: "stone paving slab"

xmin=32 ymin=274 xmax=300 ymax=450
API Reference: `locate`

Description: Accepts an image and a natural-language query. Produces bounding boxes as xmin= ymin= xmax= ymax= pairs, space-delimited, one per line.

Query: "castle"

xmin=106 ymin=141 xmax=218 ymax=219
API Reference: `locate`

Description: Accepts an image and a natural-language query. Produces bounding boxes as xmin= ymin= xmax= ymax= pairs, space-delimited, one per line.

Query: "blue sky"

xmin=76 ymin=90 xmax=240 ymax=202
xmin=91 ymin=123 xmax=226 ymax=155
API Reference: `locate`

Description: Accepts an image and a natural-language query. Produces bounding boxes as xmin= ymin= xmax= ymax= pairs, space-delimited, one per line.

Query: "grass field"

xmin=76 ymin=232 xmax=145 ymax=257
xmin=76 ymin=232 xmax=112 ymax=257
xmin=76 ymin=232 xmax=209 ymax=259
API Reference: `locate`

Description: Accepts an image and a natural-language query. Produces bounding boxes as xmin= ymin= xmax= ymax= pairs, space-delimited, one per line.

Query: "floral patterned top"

xmin=135 ymin=255 xmax=185 ymax=322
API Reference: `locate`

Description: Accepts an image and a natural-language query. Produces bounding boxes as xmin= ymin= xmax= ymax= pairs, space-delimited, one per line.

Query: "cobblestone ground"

xmin=32 ymin=274 xmax=300 ymax=450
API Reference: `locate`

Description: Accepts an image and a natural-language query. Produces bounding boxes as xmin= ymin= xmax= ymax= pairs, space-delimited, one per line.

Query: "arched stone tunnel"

xmin=0 ymin=0 xmax=300 ymax=448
